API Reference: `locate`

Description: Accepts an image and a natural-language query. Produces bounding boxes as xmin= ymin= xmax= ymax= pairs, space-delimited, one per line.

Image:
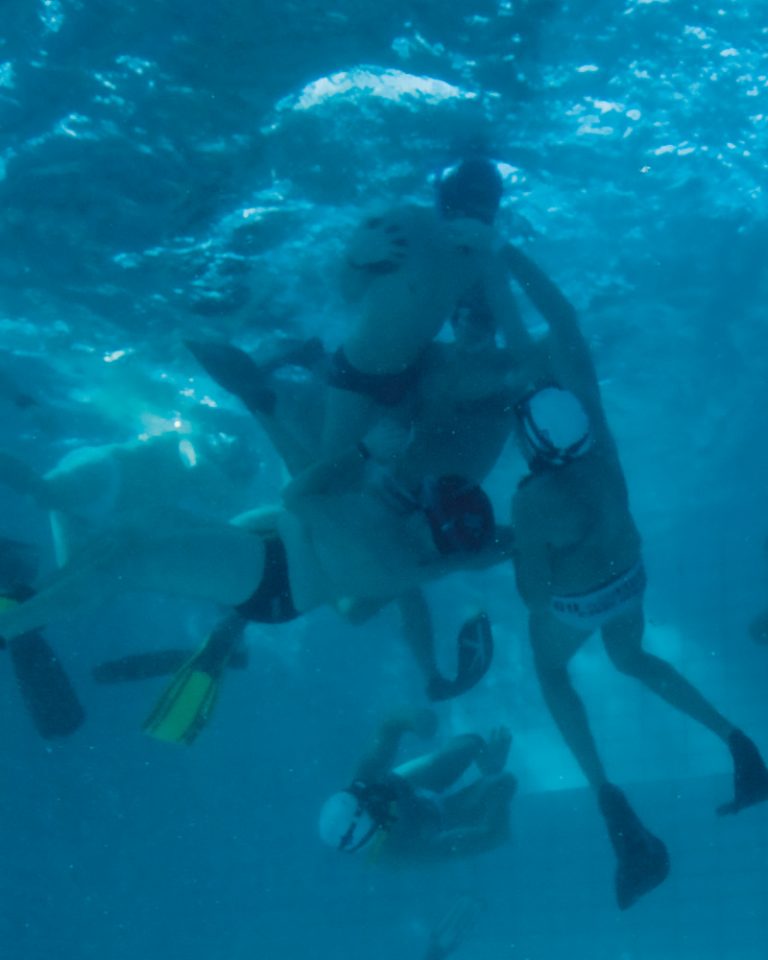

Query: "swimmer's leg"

xmin=0 ymin=522 xmax=267 ymax=641
xmin=601 ymin=607 xmax=768 ymax=815
xmin=394 ymin=733 xmax=486 ymax=793
xmin=530 ymin=610 xmax=668 ymax=909
xmin=529 ymin=610 xmax=606 ymax=787
xmin=602 ymin=606 xmax=733 ymax=740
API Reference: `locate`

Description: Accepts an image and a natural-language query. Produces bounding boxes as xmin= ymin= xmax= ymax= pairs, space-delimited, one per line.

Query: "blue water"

xmin=2 ymin=1 xmax=767 ymax=957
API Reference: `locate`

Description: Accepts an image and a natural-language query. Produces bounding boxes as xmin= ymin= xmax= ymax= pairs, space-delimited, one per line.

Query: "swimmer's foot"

xmin=717 ymin=729 xmax=768 ymax=816
xmin=427 ymin=612 xmax=493 ymax=702
xmin=186 ymin=340 xmax=277 ymax=416
xmin=598 ymin=783 xmax=670 ymax=911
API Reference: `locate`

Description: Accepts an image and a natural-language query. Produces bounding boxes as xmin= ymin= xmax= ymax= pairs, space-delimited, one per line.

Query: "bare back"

xmin=512 ymin=445 xmax=642 ymax=605
xmin=341 ymin=206 xmax=489 ymax=373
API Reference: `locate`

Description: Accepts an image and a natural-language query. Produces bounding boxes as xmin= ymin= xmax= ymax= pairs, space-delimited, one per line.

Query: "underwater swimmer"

xmin=321 ymin=156 xmax=531 ymax=457
xmin=318 ymin=708 xmax=516 ymax=866
xmin=0 ymin=430 xmax=257 ymax=565
xmin=0 ymin=428 xmax=508 ymax=668
xmin=503 ymin=243 xmax=768 ymax=910
xmin=185 ymin=333 xmax=523 ymax=703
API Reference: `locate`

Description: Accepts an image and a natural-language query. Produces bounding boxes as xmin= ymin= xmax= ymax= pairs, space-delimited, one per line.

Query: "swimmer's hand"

xmin=346 ymin=216 xmax=409 ymax=273
xmin=361 ymin=418 xmax=411 ymax=462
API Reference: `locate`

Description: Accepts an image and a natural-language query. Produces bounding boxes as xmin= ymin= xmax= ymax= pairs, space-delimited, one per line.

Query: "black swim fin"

xmin=185 ymin=340 xmax=276 ymax=415
xmin=599 ymin=783 xmax=670 ymax=910
xmin=717 ymin=729 xmax=768 ymax=816
xmin=8 ymin=631 xmax=86 ymax=739
xmin=0 ymin=584 xmax=85 ymax=740
xmin=142 ymin=615 xmax=246 ymax=745
xmin=428 ymin=612 xmax=493 ymax=702
xmin=93 ymin=646 xmax=248 ymax=684
xmin=186 ymin=337 xmax=325 ymax=416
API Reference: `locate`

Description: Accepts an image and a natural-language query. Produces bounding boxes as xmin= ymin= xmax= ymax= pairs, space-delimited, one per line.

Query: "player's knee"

xmin=605 ymin=641 xmax=645 ymax=677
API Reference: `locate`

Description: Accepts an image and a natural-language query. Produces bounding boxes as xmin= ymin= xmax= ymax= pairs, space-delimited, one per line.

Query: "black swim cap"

xmin=420 ymin=475 xmax=495 ymax=556
xmin=436 ymin=158 xmax=503 ymax=224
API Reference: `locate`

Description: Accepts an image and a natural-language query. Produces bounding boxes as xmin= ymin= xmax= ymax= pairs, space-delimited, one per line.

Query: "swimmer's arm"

xmin=483 ymin=256 xmax=533 ymax=358
xmin=501 ymin=245 xmax=594 ymax=368
xmin=282 ymin=445 xmax=368 ymax=509
xmin=354 ymin=708 xmax=438 ymax=784
xmin=397 ymin=588 xmax=440 ymax=687
xmin=286 ymin=417 xmax=409 ymax=508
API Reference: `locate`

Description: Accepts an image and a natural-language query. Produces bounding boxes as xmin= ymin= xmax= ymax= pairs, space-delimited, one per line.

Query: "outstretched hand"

xmin=347 ymin=215 xmax=409 ymax=272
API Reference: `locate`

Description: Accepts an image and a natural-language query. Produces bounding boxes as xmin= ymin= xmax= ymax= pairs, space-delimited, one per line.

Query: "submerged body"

xmin=504 ymin=244 xmax=768 ymax=910
xmin=319 ymin=709 xmax=516 ymax=867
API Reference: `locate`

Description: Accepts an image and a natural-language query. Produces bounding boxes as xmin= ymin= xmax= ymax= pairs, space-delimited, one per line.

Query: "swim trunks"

xmin=327 ymin=346 xmax=421 ymax=406
xmin=550 ymin=560 xmax=646 ymax=632
xmin=235 ymin=535 xmax=299 ymax=624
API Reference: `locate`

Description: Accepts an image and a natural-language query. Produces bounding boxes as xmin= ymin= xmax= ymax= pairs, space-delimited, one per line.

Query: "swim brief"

xmin=550 ymin=560 xmax=646 ymax=632
xmin=327 ymin=346 xmax=421 ymax=406
xmin=235 ymin=535 xmax=300 ymax=624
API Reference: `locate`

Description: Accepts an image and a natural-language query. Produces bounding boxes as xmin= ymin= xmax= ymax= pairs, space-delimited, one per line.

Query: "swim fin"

xmin=185 ymin=340 xmax=276 ymax=416
xmin=142 ymin=615 xmax=246 ymax=745
xmin=717 ymin=729 xmax=768 ymax=816
xmin=185 ymin=337 xmax=325 ymax=416
xmin=0 ymin=545 xmax=84 ymax=739
xmin=0 ymin=592 xmax=86 ymax=740
xmin=599 ymin=783 xmax=670 ymax=910
xmin=93 ymin=646 xmax=248 ymax=684
xmin=428 ymin=612 xmax=494 ymax=702
xmin=7 ymin=631 xmax=86 ymax=739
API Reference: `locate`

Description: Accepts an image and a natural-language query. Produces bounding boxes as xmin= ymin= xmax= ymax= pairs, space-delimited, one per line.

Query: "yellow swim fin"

xmin=142 ymin=614 xmax=246 ymax=746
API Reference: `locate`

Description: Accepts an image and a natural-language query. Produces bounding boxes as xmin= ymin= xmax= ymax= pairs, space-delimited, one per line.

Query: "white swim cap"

xmin=517 ymin=386 xmax=593 ymax=466
xmin=318 ymin=790 xmax=377 ymax=854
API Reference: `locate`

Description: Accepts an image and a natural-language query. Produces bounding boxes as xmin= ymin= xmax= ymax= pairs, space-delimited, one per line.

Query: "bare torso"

xmin=341 ymin=206 xmax=492 ymax=373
